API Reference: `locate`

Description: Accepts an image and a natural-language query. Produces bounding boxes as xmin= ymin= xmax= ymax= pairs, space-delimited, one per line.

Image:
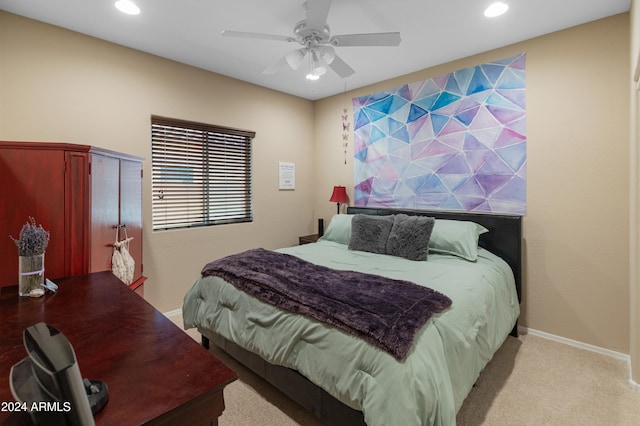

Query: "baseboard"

xmin=518 ymin=325 xmax=640 ymax=391
xmin=518 ymin=326 xmax=629 ymax=361
xmin=163 ymin=308 xmax=182 ymax=320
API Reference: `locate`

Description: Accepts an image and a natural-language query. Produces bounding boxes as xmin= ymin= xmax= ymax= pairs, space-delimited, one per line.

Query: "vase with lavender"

xmin=11 ymin=217 xmax=50 ymax=297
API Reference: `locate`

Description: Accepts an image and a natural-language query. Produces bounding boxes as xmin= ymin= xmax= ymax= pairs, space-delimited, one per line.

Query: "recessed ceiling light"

xmin=115 ymin=0 xmax=140 ymax=15
xmin=484 ymin=2 xmax=509 ymax=18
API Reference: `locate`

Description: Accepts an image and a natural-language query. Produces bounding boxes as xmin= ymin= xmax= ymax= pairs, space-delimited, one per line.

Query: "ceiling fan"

xmin=221 ymin=0 xmax=401 ymax=80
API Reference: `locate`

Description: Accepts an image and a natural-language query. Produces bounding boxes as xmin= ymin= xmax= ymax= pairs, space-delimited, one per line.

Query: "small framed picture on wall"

xmin=279 ymin=161 xmax=295 ymax=190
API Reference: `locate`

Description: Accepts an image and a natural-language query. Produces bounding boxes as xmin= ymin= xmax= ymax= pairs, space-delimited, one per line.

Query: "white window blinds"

xmin=151 ymin=115 xmax=255 ymax=231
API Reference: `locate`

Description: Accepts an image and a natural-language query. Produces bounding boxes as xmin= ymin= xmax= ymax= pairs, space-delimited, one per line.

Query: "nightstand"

xmin=298 ymin=234 xmax=320 ymax=245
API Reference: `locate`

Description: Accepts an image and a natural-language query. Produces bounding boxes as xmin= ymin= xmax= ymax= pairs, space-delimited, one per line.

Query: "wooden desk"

xmin=0 ymin=271 xmax=237 ymax=425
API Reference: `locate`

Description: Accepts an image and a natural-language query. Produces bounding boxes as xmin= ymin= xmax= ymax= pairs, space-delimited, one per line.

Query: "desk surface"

xmin=0 ymin=271 xmax=237 ymax=425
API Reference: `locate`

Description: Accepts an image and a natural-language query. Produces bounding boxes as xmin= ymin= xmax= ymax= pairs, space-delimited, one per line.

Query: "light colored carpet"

xmin=456 ymin=335 xmax=640 ymax=426
xmin=171 ymin=316 xmax=640 ymax=425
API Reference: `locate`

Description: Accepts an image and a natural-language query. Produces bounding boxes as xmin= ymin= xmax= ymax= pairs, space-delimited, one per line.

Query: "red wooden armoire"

xmin=0 ymin=142 xmax=145 ymax=290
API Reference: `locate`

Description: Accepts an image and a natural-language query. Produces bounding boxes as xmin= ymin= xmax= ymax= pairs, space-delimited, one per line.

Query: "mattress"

xmin=183 ymin=239 xmax=519 ymax=425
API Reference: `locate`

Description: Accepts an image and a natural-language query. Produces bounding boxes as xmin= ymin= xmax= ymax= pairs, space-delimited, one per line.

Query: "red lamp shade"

xmin=329 ymin=186 xmax=348 ymax=214
xmin=329 ymin=186 xmax=348 ymax=203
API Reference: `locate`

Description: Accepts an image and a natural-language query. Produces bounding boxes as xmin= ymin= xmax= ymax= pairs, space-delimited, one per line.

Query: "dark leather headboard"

xmin=347 ymin=207 xmax=523 ymax=303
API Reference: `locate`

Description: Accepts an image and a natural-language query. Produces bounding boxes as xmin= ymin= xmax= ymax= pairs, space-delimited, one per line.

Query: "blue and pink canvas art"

xmin=352 ymin=53 xmax=526 ymax=215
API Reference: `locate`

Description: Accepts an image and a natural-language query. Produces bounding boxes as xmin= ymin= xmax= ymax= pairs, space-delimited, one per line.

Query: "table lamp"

xmin=329 ymin=186 xmax=348 ymax=214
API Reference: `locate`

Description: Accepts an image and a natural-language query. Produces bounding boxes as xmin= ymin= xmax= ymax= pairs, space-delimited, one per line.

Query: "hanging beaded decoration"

xmin=341 ymin=83 xmax=350 ymax=164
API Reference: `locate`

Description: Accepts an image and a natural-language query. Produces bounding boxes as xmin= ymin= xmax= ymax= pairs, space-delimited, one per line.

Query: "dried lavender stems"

xmin=10 ymin=217 xmax=50 ymax=256
xmin=11 ymin=218 xmax=49 ymax=296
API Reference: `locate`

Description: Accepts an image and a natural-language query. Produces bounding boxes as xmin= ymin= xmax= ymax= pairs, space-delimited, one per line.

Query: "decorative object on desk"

xmin=112 ymin=225 xmax=135 ymax=285
xmin=43 ymin=278 xmax=59 ymax=293
xmin=10 ymin=217 xmax=49 ymax=297
xmin=329 ymin=185 xmax=349 ymax=214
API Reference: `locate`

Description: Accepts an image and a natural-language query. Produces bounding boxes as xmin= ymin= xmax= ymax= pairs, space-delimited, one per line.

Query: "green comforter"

xmin=183 ymin=240 xmax=519 ymax=426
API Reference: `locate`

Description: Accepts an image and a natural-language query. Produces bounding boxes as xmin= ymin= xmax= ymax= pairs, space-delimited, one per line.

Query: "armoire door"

xmin=0 ymin=147 xmax=67 ymax=285
xmin=65 ymin=151 xmax=90 ymax=276
xmin=90 ymin=154 xmax=121 ymax=274
xmin=119 ymin=159 xmax=143 ymax=281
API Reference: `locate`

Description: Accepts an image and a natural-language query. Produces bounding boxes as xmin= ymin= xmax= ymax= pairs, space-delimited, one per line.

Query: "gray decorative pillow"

xmin=386 ymin=214 xmax=435 ymax=261
xmin=348 ymin=214 xmax=395 ymax=254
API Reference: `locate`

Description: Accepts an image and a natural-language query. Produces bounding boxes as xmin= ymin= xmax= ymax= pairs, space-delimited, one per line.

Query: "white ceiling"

xmin=0 ymin=0 xmax=631 ymax=100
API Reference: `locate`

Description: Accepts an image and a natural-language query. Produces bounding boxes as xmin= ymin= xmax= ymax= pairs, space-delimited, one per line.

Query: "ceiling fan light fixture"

xmin=305 ymin=48 xmax=327 ymax=80
xmin=484 ymin=2 xmax=509 ymax=18
xmin=318 ymin=46 xmax=336 ymax=65
xmin=313 ymin=65 xmax=327 ymax=76
xmin=285 ymin=48 xmax=307 ymax=70
xmin=306 ymin=62 xmax=327 ymax=80
xmin=115 ymin=0 xmax=140 ymax=15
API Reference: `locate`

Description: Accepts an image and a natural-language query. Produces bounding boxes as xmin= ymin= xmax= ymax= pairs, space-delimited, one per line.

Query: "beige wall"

xmin=0 ymin=11 xmax=316 ymax=312
xmin=314 ymin=14 xmax=631 ymax=354
xmin=0 ymin=11 xmax=633 ymax=357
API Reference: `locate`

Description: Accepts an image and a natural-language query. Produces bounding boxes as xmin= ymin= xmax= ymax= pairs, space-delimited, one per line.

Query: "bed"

xmin=183 ymin=207 xmax=522 ymax=425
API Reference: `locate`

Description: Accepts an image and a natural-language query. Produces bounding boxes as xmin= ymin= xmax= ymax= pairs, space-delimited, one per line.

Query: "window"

xmin=151 ymin=115 xmax=255 ymax=231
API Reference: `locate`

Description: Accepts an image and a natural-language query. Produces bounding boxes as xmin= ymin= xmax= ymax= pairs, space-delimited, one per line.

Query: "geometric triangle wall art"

xmin=353 ymin=53 xmax=526 ymax=215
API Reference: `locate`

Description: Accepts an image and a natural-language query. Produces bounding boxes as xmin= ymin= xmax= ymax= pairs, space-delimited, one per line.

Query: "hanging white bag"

xmin=111 ymin=226 xmax=135 ymax=285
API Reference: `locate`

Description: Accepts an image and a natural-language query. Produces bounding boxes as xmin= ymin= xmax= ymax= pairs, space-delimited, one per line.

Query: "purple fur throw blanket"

xmin=201 ymin=248 xmax=452 ymax=360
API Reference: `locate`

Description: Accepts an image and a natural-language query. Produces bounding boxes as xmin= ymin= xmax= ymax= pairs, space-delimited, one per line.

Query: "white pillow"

xmin=318 ymin=214 xmax=353 ymax=245
xmin=428 ymin=219 xmax=488 ymax=261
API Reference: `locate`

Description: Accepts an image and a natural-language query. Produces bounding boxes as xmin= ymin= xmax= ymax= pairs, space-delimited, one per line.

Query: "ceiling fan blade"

xmin=306 ymin=0 xmax=332 ymax=30
xmin=330 ymin=32 xmax=401 ymax=47
xmin=221 ymin=30 xmax=294 ymax=43
xmin=328 ymin=53 xmax=355 ymax=79
xmin=262 ymin=57 xmax=289 ymax=74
